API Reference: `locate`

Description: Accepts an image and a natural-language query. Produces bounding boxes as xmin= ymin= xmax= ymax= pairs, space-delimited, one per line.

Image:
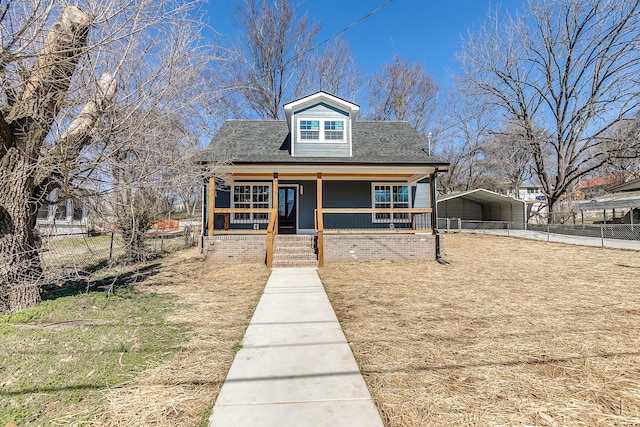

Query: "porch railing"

xmin=314 ymin=208 xmax=434 ymax=234
xmin=207 ymin=208 xmax=276 ymax=235
xmin=314 ymin=208 xmax=434 ymax=267
xmin=207 ymin=208 xmax=278 ymax=267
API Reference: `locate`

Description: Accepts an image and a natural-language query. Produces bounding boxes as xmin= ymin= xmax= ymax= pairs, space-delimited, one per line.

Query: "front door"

xmin=278 ymin=186 xmax=297 ymax=234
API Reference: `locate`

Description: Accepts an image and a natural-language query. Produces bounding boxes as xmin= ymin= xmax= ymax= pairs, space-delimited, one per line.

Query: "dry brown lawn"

xmin=100 ymin=248 xmax=270 ymax=426
xmin=319 ymin=233 xmax=640 ymax=427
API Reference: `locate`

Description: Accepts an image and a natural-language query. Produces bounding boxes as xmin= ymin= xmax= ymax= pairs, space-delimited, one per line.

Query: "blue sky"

xmin=205 ymin=0 xmax=522 ymax=88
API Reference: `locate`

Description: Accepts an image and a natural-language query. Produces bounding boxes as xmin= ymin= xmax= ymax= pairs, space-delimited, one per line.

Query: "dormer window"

xmin=299 ymin=120 xmax=320 ymax=140
xmin=324 ymin=120 xmax=344 ymax=140
xmin=298 ymin=118 xmax=345 ymax=143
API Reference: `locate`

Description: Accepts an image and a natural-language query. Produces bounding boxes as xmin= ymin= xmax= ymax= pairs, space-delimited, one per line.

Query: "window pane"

xmin=393 ymin=186 xmax=409 ymax=203
xmin=72 ymin=202 xmax=83 ymax=220
xmin=324 ymin=120 xmax=344 ymax=130
xmin=300 ymin=120 xmax=320 ymax=130
xmin=253 ymin=185 xmax=270 ymax=203
xmin=234 ymin=185 xmax=251 ymax=221
xmin=37 ymin=205 xmax=49 ymax=219
xmin=374 ymin=186 xmax=391 ymax=204
xmin=300 ymin=130 xmax=319 ymax=140
xmin=53 ymin=204 xmax=66 ymax=220
xmin=234 ymin=185 xmax=251 ymax=203
xmin=325 ymin=131 xmax=343 ymax=140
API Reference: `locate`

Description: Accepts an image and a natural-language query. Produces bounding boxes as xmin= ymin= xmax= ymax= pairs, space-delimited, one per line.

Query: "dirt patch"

xmin=99 ymin=248 xmax=270 ymax=426
xmin=319 ymin=233 xmax=640 ymax=427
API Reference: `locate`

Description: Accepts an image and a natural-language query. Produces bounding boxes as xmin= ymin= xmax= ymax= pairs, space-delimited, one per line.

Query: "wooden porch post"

xmin=208 ymin=177 xmax=215 ymax=236
xmin=273 ymin=173 xmax=279 ymax=234
xmin=317 ymin=173 xmax=324 ymax=267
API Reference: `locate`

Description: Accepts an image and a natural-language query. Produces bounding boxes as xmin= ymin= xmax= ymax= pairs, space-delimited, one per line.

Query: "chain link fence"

xmin=527 ymin=223 xmax=640 ymax=248
xmin=438 ymin=218 xmax=516 ymax=234
xmin=38 ymin=228 xmax=197 ymax=284
xmin=438 ymin=217 xmax=640 ymax=250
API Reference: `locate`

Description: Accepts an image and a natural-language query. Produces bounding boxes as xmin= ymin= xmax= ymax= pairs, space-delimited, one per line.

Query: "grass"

xmin=0 ymin=288 xmax=186 ymax=426
xmin=319 ymin=233 xmax=640 ymax=427
xmin=1 ymin=247 xmax=270 ymax=426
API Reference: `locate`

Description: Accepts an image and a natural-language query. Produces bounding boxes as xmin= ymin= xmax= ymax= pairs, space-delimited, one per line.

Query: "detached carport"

xmin=438 ymin=189 xmax=526 ymax=230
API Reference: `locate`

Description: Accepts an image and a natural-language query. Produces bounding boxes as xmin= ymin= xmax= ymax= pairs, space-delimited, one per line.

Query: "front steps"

xmin=272 ymin=235 xmax=317 ymax=267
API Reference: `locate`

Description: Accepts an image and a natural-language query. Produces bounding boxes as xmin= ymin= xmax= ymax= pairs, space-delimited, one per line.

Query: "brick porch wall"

xmin=204 ymin=233 xmax=439 ymax=264
xmin=323 ymin=234 xmax=436 ymax=262
xmin=205 ymin=235 xmax=266 ymax=262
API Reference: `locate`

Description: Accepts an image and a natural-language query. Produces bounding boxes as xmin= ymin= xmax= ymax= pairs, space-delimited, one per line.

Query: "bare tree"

xmin=297 ymin=37 xmax=360 ymax=100
xmin=598 ymin=112 xmax=640 ymax=179
xmin=458 ymin=0 xmax=640 ymax=216
xmin=224 ymin=0 xmax=320 ymax=120
xmin=0 ymin=0 xmax=214 ymax=313
xmin=367 ymin=56 xmax=439 ymax=138
xmin=437 ymin=88 xmax=499 ymax=193
xmin=483 ymin=122 xmax=536 ymax=197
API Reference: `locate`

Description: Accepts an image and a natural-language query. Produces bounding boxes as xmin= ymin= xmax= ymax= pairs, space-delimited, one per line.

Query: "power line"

xmin=294 ymin=0 xmax=396 ymax=61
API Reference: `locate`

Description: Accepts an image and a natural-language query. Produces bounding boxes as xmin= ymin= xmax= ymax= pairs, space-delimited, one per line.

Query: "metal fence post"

xmin=507 ymin=222 xmax=510 ymax=237
xmin=109 ymin=231 xmax=114 ymax=259
xmin=600 ymin=225 xmax=604 ymax=248
xmin=547 ymin=224 xmax=550 ymax=242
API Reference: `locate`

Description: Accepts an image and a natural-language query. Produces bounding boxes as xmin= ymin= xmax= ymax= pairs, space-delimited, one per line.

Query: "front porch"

xmin=203 ymin=171 xmax=439 ymax=267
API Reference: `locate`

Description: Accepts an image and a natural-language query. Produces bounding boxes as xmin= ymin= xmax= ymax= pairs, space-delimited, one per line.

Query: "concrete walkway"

xmin=208 ymin=268 xmax=384 ymax=427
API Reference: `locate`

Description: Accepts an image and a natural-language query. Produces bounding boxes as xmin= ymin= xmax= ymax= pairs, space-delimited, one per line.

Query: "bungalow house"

xmin=36 ymin=189 xmax=90 ymax=236
xmin=200 ymin=92 xmax=449 ymax=266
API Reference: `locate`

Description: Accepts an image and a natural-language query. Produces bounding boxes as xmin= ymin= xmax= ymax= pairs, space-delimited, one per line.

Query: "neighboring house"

xmin=36 ymin=189 xmax=89 ymax=236
xmin=200 ymin=91 xmax=449 ymax=266
xmin=577 ymin=173 xmax=630 ymax=200
xmin=579 ymin=177 xmax=640 ymax=224
xmin=506 ymin=183 xmax=546 ymax=202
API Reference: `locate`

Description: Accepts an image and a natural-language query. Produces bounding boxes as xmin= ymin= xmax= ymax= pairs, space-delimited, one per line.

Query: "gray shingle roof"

xmin=202 ymin=120 xmax=447 ymax=165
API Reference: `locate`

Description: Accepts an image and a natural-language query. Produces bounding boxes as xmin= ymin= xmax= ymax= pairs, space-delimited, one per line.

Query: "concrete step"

xmin=273 ymin=245 xmax=317 ymax=254
xmin=271 ymin=235 xmax=317 ymax=267
xmin=273 ymin=237 xmax=315 ymax=249
xmin=272 ymin=259 xmax=318 ymax=267
xmin=273 ymin=253 xmax=317 ymax=261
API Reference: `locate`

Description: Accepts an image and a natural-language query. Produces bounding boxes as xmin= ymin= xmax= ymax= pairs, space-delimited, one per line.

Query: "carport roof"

xmin=439 ymin=188 xmax=525 ymax=206
xmin=578 ymin=190 xmax=640 ymax=210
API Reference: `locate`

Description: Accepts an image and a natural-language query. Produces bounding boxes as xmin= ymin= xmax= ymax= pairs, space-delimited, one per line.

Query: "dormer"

xmin=284 ymin=91 xmax=360 ymax=157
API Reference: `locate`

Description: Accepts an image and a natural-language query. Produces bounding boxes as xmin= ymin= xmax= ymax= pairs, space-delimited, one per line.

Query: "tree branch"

xmin=35 ymin=73 xmax=116 ymax=187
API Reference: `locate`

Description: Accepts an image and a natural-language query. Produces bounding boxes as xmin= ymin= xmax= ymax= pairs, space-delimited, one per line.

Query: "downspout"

xmin=431 ymin=167 xmax=449 ymax=265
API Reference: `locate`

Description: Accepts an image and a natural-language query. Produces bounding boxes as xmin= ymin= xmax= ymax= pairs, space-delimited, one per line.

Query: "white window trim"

xmin=371 ymin=183 xmax=412 ymax=223
xmin=231 ymin=182 xmax=272 ymax=224
xmin=297 ymin=118 xmax=347 ymax=143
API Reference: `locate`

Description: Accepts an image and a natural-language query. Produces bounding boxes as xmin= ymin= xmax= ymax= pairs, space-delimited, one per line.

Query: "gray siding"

xmin=413 ymin=180 xmax=432 ymax=230
xmin=323 ymin=181 xmax=391 ymax=230
xmin=293 ymin=103 xmax=351 ymax=157
xmin=413 ymin=181 xmax=432 ymax=208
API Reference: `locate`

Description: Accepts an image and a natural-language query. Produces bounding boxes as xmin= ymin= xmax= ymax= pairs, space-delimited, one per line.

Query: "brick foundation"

xmin=205 ymin=235 xmax=266 ymax=262
xmin=204 ymin=233 xmax=438 ymax=264
xmin=323 ymin=234 xmax=436 ymax=262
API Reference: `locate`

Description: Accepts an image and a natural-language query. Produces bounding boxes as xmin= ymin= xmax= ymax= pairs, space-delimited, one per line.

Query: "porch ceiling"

xmin=216 ymin=164 xmax=438 ymax=182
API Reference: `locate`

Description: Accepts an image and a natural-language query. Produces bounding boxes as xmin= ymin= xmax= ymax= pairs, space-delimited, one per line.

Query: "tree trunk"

xmin=0 ymin=148 xmax=43 ymax=315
